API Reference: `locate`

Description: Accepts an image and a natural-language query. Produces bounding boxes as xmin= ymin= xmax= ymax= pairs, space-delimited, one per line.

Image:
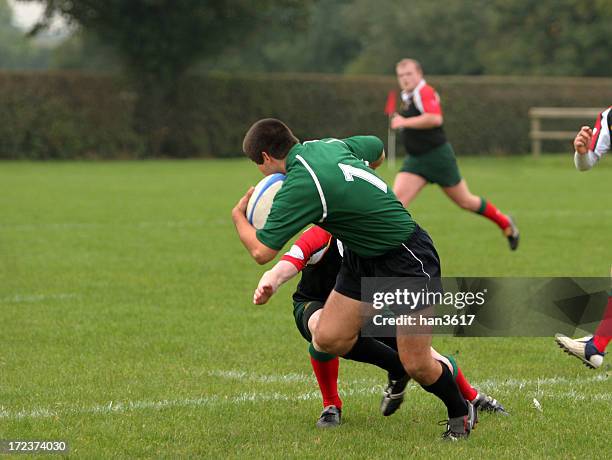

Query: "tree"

xmin=481 ymin=0 xmax=612 ymax=76
xmin=341 ymin=0 xmax=491 ymax=75
xmin=0 ymin=0 xmax=49 ymax=69
xmin=21 ymin=0 xmax=310 ymax=155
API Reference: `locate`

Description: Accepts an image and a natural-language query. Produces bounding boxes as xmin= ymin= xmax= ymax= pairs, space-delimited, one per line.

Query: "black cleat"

xmin=316 ymin=405 xmax=341 ymax=428
xmin=506 ymin=216 xmax=520 ymax=251
xmin=472 ymin=392 xmax=509 ymax=415
xmin=380 ymin=373 xmax=411 ymax=416
xmin=441 ymin=401 xmax=475 ymax=441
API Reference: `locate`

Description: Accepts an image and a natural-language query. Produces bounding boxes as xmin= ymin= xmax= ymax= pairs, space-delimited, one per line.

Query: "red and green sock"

xmin=592 ymin=295 xmax=612 ymax=353
xmin=455 ymin=367 xmax=478 ymax=402
xmin=476 ymin=197 xmax=510 ymax=231
xmin=309 ymin=343 xmax=342 ymax=409
xmin=443 ymin=354 xmax=478 ymax=401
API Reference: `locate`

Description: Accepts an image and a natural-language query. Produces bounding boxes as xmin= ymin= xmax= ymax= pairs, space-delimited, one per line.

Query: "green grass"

xmin=0 ymin=156 xmax=610 ymax=458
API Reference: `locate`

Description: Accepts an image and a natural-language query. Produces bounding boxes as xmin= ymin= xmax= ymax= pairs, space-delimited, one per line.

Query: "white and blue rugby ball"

xmin=246 ymin=173 xmax=285 ymax=229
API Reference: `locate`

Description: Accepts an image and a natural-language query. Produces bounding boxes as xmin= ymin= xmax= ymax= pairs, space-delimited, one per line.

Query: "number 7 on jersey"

xmin=338 ymin=163 xmax=388 ymax=193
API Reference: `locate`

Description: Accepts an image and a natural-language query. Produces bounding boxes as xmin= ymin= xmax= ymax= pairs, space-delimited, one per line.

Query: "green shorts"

xmin=400 ymin=142 xmax=462 ymax=187
xmin=293 ymin=300 xmax=325 ymax=342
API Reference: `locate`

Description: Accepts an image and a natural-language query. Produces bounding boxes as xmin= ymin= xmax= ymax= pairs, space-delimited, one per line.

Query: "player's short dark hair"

xmin=242 ymin=118 xmax=299 ymax=164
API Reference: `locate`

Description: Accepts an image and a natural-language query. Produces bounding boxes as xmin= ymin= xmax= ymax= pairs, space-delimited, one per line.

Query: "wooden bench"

xmin=529 ymin=107 xmax=601 ymax=156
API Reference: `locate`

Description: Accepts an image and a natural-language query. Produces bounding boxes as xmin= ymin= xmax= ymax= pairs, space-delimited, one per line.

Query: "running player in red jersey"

xmin=391 ymin=58 xmax=519 ymax=250
xmin=555 ymin=107 xmax=611 ymax=369
xmin=254 ymin=225 xmax=507 ymax=427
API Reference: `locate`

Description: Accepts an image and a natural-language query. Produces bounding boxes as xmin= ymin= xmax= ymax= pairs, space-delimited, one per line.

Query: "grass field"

xmin=0 ymin=156 xmax=610 ymax=458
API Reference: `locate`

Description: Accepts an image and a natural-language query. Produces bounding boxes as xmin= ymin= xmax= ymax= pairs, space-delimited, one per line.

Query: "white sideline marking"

xmin=207 ymin=369 xmax=378 ymax=387
xmin=1 ymin=371 xmax=607 ymax=421
xmin=0 ymin=387 xmax=382 ymax=421
xmin=475 ymin=373 xmax=609 ymax=391
xmin=209 ymin=368 xmax=608 ymax=390
xmin=207 ymin=369 xmax=311 ymax=384
xmin=0 ymin=293 xmax=78 ymax=304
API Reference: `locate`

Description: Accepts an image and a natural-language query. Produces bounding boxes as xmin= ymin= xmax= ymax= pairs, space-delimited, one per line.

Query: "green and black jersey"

xmin=256 ymin=136 xmax=416 ymax=258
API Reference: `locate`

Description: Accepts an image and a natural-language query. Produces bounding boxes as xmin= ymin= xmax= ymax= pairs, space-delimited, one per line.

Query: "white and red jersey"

xmin=575 ymin=106 xmax=611 ymax=171
xmin=281 ymin=226 xmax=343 ymax=303
xmin=590 ymin=106 xmax=611 ymax=160
xmin=401 ymin=79 xmax=444 ymax=117
xmin=399 ymin=79 xmax=447 ymax=155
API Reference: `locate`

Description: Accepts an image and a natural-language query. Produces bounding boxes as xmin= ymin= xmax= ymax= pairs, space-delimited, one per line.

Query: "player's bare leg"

xmin=397 ymin=308 xmax=474 ymax=440
xmin=314 ymin=290 xmax=408 ymax=410
xmin=441 ymin=180 xmax=481 ymax=212
xmin=312 ymin=290 xmax=363 ymax=355
xmin=396 ymin=332 xmax=440 ymax=384
xmin=442 ymin=179 xmax=519 ymax=250
xmin=393 ymin=172 xmax=427 ymax=207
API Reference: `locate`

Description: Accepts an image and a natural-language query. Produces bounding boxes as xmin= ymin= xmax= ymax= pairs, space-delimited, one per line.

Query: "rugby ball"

xmin=246 ymin=173 xmax=285 ymax=229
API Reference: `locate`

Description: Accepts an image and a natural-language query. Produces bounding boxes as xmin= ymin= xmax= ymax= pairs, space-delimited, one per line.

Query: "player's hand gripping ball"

xmin=246 ymin=173 xmax=285 ymax=229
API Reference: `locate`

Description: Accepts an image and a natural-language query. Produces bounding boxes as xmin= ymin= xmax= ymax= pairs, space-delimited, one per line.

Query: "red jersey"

xmin=281 ymin=226 xmax=343 ymax=303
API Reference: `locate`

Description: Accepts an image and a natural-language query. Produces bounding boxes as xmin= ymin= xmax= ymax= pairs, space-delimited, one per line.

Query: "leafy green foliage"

xmin=18 ymin=0 xmax=310 ymax=155
xmin=196 ymin=0 xmax=612 ymax=77
xmin=481 ymin=0 xmax=612 ymax=76
xmin=0 ymin=0 xmax=49 ymax=69
xmin=1 ymin=71 xmax=611 ymax=159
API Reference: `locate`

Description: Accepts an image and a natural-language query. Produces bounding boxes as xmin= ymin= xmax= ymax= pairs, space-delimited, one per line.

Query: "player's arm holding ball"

xmin=232 ymin=187 xmax=279 ymax=265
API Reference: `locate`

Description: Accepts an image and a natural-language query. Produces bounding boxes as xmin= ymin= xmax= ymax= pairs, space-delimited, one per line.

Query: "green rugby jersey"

xmin=256 ymin=136 xmax=416 ymax=258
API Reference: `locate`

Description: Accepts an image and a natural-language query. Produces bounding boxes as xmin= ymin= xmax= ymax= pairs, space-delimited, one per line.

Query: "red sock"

xmin=455 ymin=366 xmax=478 ymax=402
xmin=477 ymin=199 xmax=510 ymax=230
xmin=593 ymin=296 xmax=612 ymax=353
xmin=310 ymin=356 xmax=342 ymax=409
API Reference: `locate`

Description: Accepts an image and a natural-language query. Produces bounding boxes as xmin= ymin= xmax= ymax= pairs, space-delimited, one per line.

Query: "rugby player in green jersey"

xmin=232 ymin=118 xmax=474 ymax=439
xmin=253 ymin=224 xmax=507 ymax=428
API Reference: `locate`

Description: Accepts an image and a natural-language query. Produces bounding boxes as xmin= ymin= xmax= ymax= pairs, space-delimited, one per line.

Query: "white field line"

xmin=0 ymin=293 xmax=78 ymax=304
xmin=0 ymin=371 xmax=608 ymax=421
xmin=208 ymin=369 xmax=610 ymax=390
xmin=206 ymin=369 xmax=379 ymax=386
xmin=0 ymin=387 xmax=381 ymax=421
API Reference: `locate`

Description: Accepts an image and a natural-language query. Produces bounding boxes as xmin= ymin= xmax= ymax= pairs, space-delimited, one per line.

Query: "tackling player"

xmin=233 ymin=119 xmax=475 ymax=439
xmin=253 ymin=224 xmax=507 ymax=427
xmin=555 ymin=107 xmax=611 ymax=369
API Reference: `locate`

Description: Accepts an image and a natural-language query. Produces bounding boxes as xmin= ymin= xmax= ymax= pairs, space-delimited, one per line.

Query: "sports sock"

xmin=421 ymin=363 xmax=468 ymax=418
xmin=439 ymin=355 xmax=478 ymax=402
xmin=308 ymin=342 xmax=336 ymax=362
xmin=476 ymin=197 xmax=510 ymax=230
xmin=310 ymin=353 xmax=342 ymax=409
xmin=455 ymin=366 xmax=478 ymax=402
xmin=343 ymin=336 xmax=405 ymax=380
xmin=593 ymin=295 xmax=612 ymax=353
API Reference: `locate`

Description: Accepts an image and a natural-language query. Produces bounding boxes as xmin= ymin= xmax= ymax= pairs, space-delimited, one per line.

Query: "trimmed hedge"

xmin=0 ymin=72 xmax=143 ymax=159
xmin=1 ymin=71 xmax=612 ymax=159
